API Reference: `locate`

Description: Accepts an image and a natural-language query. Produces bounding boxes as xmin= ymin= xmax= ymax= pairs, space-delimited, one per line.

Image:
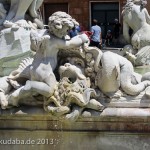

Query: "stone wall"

xmin=43 ymin=0 xmax=121 ymax=30
xmin=43 ymin=0 xmax=150 ymax=30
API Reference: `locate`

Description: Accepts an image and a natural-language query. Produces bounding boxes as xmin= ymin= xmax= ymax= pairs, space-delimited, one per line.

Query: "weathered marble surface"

xmin=0 ymin=130 xmax=149 ymax=150
xmin=0 ymin=107 xmax=150 ymax=149
xmin=0 ymin=0 xmax=44 ymax=28
xmin=0 ymin=28 xmax=32 ymax=57
xmin=0 ymin=1 xmax=150 ymax=126
xmin=0 ymin=27 xmax=34 ymax=76
xmin=122 ymin=0 xmax=150 ymax=66
xmin=0 ymin=0 xmax=44 ymax=76
xmin=0 ymin=1 xmax=150 ymax=149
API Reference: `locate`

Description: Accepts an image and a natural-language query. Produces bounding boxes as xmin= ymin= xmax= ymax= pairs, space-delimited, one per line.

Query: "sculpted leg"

xmin=5 ymin=0 xmax=18 ymax=21
xmin=8 ymin=86 xmax=24 ymax=106
xmin=4 ymin=0 xmax=33 ymax=28
xmin=35 ymin=0 xmax=43 ymax=10
xmin=0 ymin=92 xmax=8 ymax=109
xmin=29 ymin=0 xmax=43 ymax=18
xmin=28 ymin=0 xmax=37 ymax=18
xmin=0 ymin=3 xmax=7 ymax=25
xmin=13 ymin=0 xmax=33 ymax=21
xmin=22 ymin=80 xmax=56 ymax=97
xmin=28 ymin=0 xmax=44 ymax=29
xmin=121 ymin=72 xmax=150 ymax=95
xmin=8 ymin=80 xmax=56 ymax=106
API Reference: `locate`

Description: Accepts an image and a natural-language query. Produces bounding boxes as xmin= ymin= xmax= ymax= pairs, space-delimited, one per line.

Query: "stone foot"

xmin=145 ymin=86 xmax=150 ymax=98
xmin=65 ymin=109 xmax=80 ymax=122
xmin=7 ymin=87 xmax=23 ymax=107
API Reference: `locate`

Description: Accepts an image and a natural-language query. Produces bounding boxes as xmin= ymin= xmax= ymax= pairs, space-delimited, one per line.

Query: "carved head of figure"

xmin=48 ymin=11 xmax=79 ymax=38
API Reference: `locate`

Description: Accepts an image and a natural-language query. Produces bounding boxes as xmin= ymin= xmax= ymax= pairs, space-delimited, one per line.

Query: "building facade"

xmin=42 ymin=0 xmax=150 ymax=37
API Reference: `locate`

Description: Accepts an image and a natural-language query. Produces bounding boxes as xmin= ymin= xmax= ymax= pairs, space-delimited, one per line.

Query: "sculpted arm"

xmin=30 ymin=30 xmax=49 ymax=51
xmin=123 ymin=20 xmax=130 ymax=43
xmin=144 ymin=8 xmax=150 ymax=25
xmin=57 ymin=34 xmax=89 ymax=49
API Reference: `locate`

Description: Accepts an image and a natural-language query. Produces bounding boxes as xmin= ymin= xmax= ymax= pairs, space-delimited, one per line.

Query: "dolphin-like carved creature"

xmin=97 ymin=51 xmax=150 ymax=96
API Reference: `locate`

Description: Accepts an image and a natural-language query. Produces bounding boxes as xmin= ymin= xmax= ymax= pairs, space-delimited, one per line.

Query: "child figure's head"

xmin=107 ymin=30 xmax=111 ymax=34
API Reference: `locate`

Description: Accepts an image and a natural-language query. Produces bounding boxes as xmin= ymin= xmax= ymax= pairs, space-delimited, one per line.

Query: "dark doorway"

xmin=44 ymin=3 xmax=68 ymax=25
xmin=91 ymin=2 xmax=119 ymax=38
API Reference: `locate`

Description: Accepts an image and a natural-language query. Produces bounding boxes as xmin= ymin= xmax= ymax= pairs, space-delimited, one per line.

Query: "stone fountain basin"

xmin=0 ymin=107 xmax=150 ymax=150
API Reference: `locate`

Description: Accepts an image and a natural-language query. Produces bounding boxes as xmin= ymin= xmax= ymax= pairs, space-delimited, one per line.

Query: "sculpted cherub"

xmin=7 ymin=11 xmax=89 ymax=107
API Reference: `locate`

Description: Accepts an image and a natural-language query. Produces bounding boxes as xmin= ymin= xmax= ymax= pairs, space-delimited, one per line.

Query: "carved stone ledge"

xmin=0 ymin=107 xmax=150 ymax=132
xmin=0 ymin=107 xmax=150 ymax=150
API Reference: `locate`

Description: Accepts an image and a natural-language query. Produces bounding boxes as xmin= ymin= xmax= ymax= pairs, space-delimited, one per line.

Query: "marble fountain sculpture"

xmin=0 ymin=0 xmax=44 ymax=76
xmin=122 ymin=0 xmax=150 ymax=66
xmin=0 ymin=3 xmax=150 ymax=123
xmin=0 ymin=1 xmax=150 ymax=150
xmin=0 ymin=10 xmax=105 ymax=122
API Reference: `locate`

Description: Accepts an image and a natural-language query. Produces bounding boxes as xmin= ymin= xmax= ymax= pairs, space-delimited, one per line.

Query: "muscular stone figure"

xmin=0 ymin=0 xmax=43 ymax=28
xmin=122 ymin=0 xmax=150 ymax=49
xmin=122 ymin=0 xmax=150 ymax=66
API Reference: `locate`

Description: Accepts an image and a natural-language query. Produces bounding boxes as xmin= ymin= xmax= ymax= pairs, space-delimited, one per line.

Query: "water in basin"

xmin=134 ymin=66 xmax=150 ymax=75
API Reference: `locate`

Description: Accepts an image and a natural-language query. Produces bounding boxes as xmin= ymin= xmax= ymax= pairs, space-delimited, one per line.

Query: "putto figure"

xmin=7 ymin=11 xmax=89 ymax=107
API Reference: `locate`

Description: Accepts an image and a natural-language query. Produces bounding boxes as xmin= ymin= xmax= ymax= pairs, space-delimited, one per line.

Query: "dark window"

xmin=91 ymin=2 xmax=119 ymax=38
xmin=44 ymin=3 xmax=68 ymax=24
